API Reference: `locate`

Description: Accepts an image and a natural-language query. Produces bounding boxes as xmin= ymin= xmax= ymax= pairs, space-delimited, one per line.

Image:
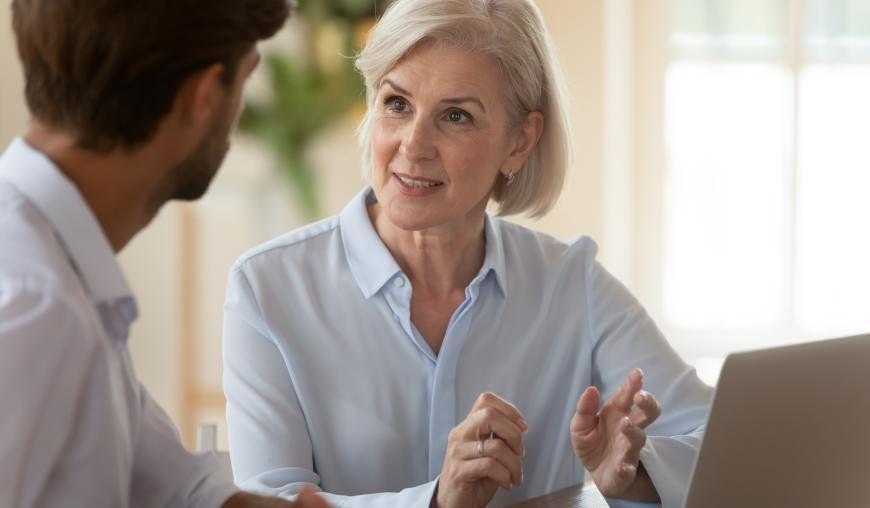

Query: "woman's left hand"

xmin=570 ymin=368 xmax=662 ymax=502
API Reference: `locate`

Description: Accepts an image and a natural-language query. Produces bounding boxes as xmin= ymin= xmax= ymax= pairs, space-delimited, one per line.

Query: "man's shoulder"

xmin=0 ymin=181 xmax=84 ymax=304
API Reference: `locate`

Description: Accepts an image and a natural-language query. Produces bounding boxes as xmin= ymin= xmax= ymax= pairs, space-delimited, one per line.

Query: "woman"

xmin=222 ymin=1 xmax=712 ymax=507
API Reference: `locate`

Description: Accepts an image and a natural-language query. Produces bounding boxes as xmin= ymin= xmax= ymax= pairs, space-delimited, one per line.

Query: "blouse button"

xmin=393 ymin=276 xmax=406 ymax=288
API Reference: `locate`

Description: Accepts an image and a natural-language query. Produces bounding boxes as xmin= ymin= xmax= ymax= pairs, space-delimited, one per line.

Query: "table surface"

xmin=507 ymin=484 xmax=609 ymax=508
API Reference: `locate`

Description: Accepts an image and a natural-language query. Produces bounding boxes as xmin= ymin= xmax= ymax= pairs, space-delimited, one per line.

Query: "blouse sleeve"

xmin=584 ymin=248 xmax=713 ymax=508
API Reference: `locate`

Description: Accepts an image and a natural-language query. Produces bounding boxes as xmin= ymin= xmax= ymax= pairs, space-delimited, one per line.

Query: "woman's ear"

xmin=504 ymin=111 xmax=544 ymax=176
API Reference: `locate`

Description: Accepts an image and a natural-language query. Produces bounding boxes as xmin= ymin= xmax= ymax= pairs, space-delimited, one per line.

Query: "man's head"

xmin=157 ymin=47 xmax=260 ymax=203
xmin=12 ymin=0 xmax=291 ymax=201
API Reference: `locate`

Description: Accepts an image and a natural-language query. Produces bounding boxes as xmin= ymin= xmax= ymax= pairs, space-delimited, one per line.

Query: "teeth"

xmin=398 ymin=175 xmax=442 ymax=189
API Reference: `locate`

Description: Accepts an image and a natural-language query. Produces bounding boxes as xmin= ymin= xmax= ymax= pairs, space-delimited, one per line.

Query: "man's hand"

xmin=570 ymin=368 xmax=662 ymax=502
xmin=223 ymin=487 xmax=330 ymax=508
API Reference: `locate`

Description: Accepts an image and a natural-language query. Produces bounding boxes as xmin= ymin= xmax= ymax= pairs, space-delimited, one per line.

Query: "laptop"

xmin=682 ymin=333 xmax=870 ymax=508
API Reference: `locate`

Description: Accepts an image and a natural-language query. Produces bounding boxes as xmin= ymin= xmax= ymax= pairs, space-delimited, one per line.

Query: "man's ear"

xmin=504 ymin=111 xmax=545 ymax=177
xmin=173 ymin=63 xmax=226 ymax=130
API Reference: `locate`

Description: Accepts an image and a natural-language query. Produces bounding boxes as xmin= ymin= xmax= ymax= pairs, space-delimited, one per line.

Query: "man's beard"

xmin=156 ymin=104 xmax=232 ymax=206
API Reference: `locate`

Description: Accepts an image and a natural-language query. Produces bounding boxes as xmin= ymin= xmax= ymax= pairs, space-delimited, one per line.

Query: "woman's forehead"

xmin=378 ymin=45 xmax=503 ymax=97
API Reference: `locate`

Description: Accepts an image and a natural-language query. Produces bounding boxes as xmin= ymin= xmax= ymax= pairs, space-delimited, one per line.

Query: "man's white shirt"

xmin=0 ymin=138 xmax=238 ymax=508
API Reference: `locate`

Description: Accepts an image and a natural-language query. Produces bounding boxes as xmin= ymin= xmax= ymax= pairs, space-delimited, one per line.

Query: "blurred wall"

xmin=519 ymin=0 xmax=605 ymax=244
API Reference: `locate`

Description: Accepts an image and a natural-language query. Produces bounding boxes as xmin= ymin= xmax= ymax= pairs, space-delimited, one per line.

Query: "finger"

xmin=296 ymin=487 xmax=330 ymax=508
xmin=470 ymin=392 xmax=529 ymax=432
xmin=630 ymin=390 xmax=662 ymax=429
xmin=466 ymin=437 xmax=524 ymax=486
xmin=462 ymin=407 xmax=525 ymax=457
xmin=615 ymin=461 xmax=638 ymax=483
xmin=571 ymin=386 xmax=600 ymax=435
xmin=618 ymin=416 xmax=647 ymax=467
xmin=612 ymin=368 xmax=644 ymax=412
xmin=461 ymin=454 xmax=514 ymax=490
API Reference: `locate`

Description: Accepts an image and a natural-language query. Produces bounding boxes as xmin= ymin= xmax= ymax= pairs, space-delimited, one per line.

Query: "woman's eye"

xmin=385 ymin=96 xmax=408 ymax=112
xmin=446 ymin=109 xmax=471 ymax=124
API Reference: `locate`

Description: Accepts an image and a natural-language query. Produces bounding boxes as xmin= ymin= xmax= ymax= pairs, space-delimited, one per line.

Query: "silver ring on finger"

xmin=476 ymin=431 xmax=493 ymax=458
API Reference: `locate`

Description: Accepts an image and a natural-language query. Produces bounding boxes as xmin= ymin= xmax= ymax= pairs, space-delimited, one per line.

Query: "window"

xmin=662 ymin=0 xmax=870 ymax=381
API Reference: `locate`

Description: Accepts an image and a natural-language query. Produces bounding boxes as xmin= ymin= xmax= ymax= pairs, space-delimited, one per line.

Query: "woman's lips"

xmin=393 ymin=173 xmax=444 ymax=196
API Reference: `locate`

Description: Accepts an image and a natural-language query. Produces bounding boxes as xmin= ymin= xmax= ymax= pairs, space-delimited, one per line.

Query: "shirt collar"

xmin=339 ymin=186 xmax=507 ymax=299
xmin=0 ymin=137 xmax=134 ymax=305
xmin=339 ymin=188 xmax=403 ymax=299
xmin=481 ymin=213 xmax=507 ymax=297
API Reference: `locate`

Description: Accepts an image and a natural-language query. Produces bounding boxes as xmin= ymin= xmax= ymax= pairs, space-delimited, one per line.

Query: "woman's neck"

xmin=368 ymin=203 xmax=487 ymax=298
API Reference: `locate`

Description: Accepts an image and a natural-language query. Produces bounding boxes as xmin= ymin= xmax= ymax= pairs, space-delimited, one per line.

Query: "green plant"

xmin=238 ymin=0 xmax=384 ymax=217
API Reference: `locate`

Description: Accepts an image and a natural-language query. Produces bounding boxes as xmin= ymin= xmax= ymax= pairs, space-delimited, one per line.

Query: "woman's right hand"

xmin=436 ymin=392 xmax=528 ymax=508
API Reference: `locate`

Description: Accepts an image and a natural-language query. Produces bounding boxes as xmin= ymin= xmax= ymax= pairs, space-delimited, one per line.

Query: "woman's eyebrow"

xmin=381 ymin=79 xmax=412 ymax=97
xmin=441 ymin=96 xmax=486 ymax=113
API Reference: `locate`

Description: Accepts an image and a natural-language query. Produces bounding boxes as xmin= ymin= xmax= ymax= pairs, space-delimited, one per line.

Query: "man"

xmin=0 ymin=1 xmax=327 ymax=507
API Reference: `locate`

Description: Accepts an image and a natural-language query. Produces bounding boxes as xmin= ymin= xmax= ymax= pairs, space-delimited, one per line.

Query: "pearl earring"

xmin=505 ymin=170 xmax=515 ymax=186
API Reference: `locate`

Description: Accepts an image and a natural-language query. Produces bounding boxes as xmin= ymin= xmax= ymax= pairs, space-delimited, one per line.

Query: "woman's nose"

xmin=400 ymin=118 xmax=437 ymax=161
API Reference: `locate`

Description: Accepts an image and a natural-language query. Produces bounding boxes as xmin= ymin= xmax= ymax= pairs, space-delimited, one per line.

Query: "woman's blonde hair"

xmin=355 ymin=0 xmax=572 ymax=218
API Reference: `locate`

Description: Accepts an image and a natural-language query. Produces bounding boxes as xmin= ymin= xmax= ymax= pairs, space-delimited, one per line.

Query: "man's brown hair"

xmin=11 ymin=0 xmax=292 ymax=151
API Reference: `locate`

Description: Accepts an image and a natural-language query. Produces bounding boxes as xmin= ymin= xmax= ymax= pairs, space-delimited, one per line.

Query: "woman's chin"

xmin=378 ymin=202 xmax=440 ymax=232
xmin=386 ymin=213 xmax=436 ymax=232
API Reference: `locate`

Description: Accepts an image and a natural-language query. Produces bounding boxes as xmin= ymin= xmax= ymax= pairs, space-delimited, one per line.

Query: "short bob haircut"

xmin=355 ymin=0 xmax=572 ymax=218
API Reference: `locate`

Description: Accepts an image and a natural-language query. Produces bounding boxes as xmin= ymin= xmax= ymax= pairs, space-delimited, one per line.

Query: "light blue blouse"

xmin=223 ymin=187 xmax=713 ymax=508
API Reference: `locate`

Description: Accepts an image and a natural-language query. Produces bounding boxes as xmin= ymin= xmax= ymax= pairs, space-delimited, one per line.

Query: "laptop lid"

xmin=683 ymin=333 xmax=870 ymax=508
